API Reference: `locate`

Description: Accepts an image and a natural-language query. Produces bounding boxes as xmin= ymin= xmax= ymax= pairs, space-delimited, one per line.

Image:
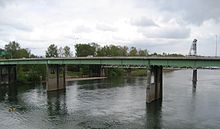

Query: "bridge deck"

xmin=0 ymin=56 xmax=220 ymax=68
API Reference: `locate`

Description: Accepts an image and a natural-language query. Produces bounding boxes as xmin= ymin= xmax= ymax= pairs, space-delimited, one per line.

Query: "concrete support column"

xmin=146 ymin=66 xmax=163 ymax=103
xmin=8 ymin=66 xmax=17 ymax=84
xmin=192 ymin=69 xmax=197 ymax=88
xmin=0 ymin=66 xmax=2 ymax=85
xmin=6 ymin=65 xmax=17 ymax=84
xmin=47 ymin=64 xmax=66 ymax=91
xmin=100 ymin=66 xmax=105 ymax=77
xmin=0 ymin=65 xmax=17 ymax=85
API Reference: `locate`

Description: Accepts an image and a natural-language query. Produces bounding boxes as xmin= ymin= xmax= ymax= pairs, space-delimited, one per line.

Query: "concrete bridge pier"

xmin=146 ymin=66 xmax=163 ymax=103
xmin=192 ymin=69 xmax=197 ymax=88
xmin=46 ymin=64 xmax=66 ymax=91
xmin=100 ymin=66 xmax=105 ymax=77
xmin=8 ymin=65 xmax=17 ymax=84
xmin=0 ymin=65 xmax=17 ymax=85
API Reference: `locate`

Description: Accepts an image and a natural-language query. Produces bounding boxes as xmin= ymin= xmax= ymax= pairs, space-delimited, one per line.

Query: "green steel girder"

xmin=1 ymin=57 xmax=220 ymax=68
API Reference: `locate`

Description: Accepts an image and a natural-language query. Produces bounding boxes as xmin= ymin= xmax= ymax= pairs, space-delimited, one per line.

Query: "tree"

xmin=138 ymin=49 xmax=149 ymax=56
xmin=46 ymin=44 xmax=58 ymax=57
xmin=58 ymin=47 xmax=64 ymax=57
xmin=4 ymin=41 xmax=30 ymax=58
xmin=96 ymin=45 xmax=128 ymax=56
xmin=122 ymin=46 xmax=128 ymax=56
xmin=63 ymin=46 xmax=72 ymax=57
xmin=5 ymin=41 xmax=21 ymax=58
xmin=18 ymin=48 xmax=31 ymax=58
xmin=129 ymin=47 xmax=138 ymax=56
xmin=75 ymin=43 xmax=96 ymax=57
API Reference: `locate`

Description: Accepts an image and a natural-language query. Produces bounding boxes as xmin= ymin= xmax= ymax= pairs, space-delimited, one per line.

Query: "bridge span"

xmin=1 ymin=56 xmax=220 ymax=67
xmin=1 ymin=56 xmax=220 ymax=103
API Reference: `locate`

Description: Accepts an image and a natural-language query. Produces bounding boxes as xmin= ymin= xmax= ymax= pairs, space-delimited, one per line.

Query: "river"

xmin=0 ymin=69 xmax=220 ymax=129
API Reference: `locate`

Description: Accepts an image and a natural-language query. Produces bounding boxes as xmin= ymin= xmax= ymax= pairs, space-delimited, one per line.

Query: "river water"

xmin=0 ymin=69 xmax=220 ymax=129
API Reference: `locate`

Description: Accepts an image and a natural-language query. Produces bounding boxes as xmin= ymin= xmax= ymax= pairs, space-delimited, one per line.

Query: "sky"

xmin=0 ymin=0 xmax=220 ymax=56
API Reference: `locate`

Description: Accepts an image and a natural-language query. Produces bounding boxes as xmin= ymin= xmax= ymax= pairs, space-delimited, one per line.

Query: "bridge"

xmin=1 ymin=56 xmax=220 ymax=103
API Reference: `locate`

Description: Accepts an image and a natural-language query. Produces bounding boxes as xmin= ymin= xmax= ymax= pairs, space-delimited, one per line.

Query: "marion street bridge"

xmin=0 ymin=56 xmax=220 ymax=103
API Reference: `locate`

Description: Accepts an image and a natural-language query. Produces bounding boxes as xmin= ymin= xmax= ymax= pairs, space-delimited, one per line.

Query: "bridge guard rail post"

xmin=46 ymin=64 xmax=66 ymax=91
xmin=146 ymin=65 xmax=163 ymax=103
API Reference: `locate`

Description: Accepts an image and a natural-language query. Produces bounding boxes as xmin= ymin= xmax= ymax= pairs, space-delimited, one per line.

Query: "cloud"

xmin=139 ymin=26 xmax=191 ymax=39
xmin=74 ymin=25 xmax=93 ymax=33
xmin=129 ymin=38 xmax=190 ymax=54
xmin=96 ymin=23 xmax=117 ymax=32
xmin=0 ymin=0 xmax=13 ymax=7
xmin=130 ymin=17 xmax=158 ymax=27
xmin=0 ymin=21 xmax=32 ymax=32
xmin=151 ymin=0 xmax=220 ymax=25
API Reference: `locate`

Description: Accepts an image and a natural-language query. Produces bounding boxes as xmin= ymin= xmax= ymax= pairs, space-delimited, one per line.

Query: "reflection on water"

xmin=47 ymin=90 xmax=67 ymax=117
xmin=1 ymin=69 xmax=220 ymax=128
xmin=146 ymin=100 xmax=162 ymax=129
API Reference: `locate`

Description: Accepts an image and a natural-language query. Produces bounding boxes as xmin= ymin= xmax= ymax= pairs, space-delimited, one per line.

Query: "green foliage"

xmin=129 ymin=47 xmax=138 ymax=56
xmin=58 ymin=47 xmax=64 ymax=57
xmin=107 ymin=68 xmax=124 ymax=77
xmin=131 ymin=69 xmax=147 ymax=76
xmin=4 ymin=41 xmax=30 ymax=59
xmin=63 ymin=46 xmax=72 ymax=57
xmin=138 ymin=49 xmax=149 ymax=56
xmin=17 ymin=64 xmax=46 ymax=83
xmin=79 ymin=65 xmax=90 ymax=77
xmin=46 ymin=44 xmax=58 ymax=57
xmin=75 ymin=43 xmax=98 ymax=57
xmin=97 ymin=45 xmax=128 ymax=56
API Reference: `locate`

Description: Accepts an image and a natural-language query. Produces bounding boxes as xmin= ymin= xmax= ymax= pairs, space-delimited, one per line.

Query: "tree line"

xmin=0 ymin=41 xmax=184 ymax=59
xmin=46 ymin=43 xmax=184 ymax=57
xmin=45 ymin=43 xmax=149 ymax=58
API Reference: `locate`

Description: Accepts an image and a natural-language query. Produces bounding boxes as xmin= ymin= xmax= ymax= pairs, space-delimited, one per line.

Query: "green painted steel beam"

xmin=1 ymin=57 xmax=220 ymax=68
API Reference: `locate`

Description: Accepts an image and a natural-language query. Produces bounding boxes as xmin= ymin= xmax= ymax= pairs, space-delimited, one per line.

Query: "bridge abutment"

xmin=46 ymin=64 xmax=66 ymax=91
xmin=146 ymin=66 xmax=163 ymax=103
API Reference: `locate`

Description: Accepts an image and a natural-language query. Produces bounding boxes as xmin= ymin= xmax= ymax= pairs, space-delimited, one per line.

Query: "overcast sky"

xmin=0 ymin=0 xmax=220 ymax=56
